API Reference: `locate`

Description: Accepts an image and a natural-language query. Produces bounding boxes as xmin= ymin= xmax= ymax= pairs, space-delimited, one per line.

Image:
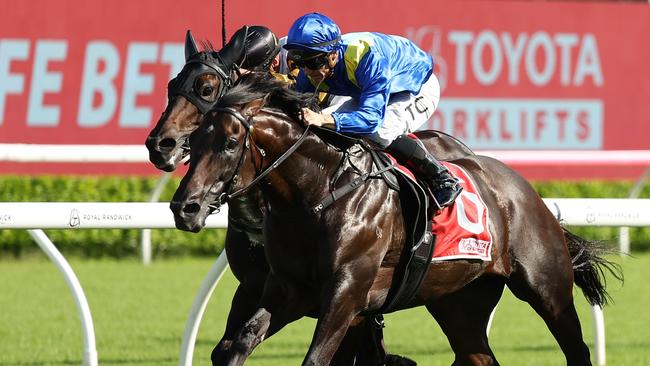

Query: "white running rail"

xmin=2 ymin=144 xmax=649 ymax=165
xmin=3 ymin=144 xmax=650 ymax=259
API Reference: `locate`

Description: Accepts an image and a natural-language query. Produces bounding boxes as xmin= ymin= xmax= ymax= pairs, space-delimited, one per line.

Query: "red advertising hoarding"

xmin=1 ymin=0 xmax=648 ymax=178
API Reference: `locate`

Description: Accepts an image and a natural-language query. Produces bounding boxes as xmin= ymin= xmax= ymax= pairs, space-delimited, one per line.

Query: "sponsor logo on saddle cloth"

xmin=431 ymin=162 xmax=492 ymax=261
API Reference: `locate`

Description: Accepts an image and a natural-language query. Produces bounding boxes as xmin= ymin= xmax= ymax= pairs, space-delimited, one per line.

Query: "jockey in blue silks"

xmin=283 ymin=12 xmax=461 ymax=209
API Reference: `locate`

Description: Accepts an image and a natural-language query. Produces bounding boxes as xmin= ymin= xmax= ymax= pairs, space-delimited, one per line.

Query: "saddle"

xmin=311 ymin=127 xmax=436 ymax=313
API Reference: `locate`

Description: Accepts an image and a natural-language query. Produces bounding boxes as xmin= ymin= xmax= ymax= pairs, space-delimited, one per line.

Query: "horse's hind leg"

xmin=426 ymin=275 xmax=505 ymax=366
xmin=331 ymin=316 xmax=385 ymax=366
xmin=334 ymin=316 xmax=417 ymax=366
xmin=507 ymin=241 xmax=592 ymax=365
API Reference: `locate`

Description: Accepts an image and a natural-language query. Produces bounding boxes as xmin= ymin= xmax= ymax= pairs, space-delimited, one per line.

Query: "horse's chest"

xmin=264 ymin=217 xmax=323 ymax=284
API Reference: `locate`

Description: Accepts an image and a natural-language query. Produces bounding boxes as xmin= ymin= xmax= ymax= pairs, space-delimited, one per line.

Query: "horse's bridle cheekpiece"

xmin=207 ymin=107 xmax=311 ymax=212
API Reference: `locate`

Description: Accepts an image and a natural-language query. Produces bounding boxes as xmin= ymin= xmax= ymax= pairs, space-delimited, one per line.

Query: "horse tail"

xmin=563 ymin=227 xmax=623 ymax=306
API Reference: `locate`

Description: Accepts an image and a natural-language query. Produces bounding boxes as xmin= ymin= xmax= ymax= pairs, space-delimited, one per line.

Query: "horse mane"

xmin=200 ymin=40 xmax=216 ymax=53
xmin=216 ymin=72 xmax=319 ymax=122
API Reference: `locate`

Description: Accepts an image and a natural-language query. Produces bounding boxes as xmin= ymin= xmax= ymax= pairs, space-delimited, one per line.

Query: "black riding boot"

xmin=387 ymin=135 xmax=462 ymax=209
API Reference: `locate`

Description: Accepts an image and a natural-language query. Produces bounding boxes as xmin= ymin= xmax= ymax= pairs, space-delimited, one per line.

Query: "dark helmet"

xmin=238 ymin=26 xmax=281 ymax=70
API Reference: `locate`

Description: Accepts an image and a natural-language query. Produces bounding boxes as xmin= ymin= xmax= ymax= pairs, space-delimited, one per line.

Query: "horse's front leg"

xmin=211 ymin=229 xmax=269 ymax=363
xmin=211 ymin=284 xmax=262 ymax=363
xmin=303 ymin=260 xmax=378 ymax=366
xmin=220 ymin=273 xmax=309 ymax=366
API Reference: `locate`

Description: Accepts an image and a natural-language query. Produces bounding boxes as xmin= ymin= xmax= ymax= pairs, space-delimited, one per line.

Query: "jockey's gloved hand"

xmin=302 ymin=108 xmax=335 ymax=129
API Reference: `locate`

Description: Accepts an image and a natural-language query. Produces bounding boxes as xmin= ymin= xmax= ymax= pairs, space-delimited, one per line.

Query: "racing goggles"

xmin=287 ymin=50 xmax=329 ymax=69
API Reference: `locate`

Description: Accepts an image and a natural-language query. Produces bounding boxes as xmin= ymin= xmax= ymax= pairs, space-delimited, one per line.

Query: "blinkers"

xmin=167 ymin=30 xmax=235 ymax=114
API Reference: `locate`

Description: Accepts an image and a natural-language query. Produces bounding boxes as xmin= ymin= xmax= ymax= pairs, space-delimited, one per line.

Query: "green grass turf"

xmin=0 ymin=252 xmax=648 ymax=365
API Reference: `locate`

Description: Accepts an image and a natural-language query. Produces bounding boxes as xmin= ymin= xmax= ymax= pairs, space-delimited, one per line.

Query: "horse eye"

xmin=224 ymin=137 xmax=238 ymax=152
xmin=200 ymin=86 xmax=214 ymax=98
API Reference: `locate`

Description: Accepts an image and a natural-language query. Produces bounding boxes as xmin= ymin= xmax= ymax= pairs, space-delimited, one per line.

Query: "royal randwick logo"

xmin=69 ymin=209 xmax=80 ymax=227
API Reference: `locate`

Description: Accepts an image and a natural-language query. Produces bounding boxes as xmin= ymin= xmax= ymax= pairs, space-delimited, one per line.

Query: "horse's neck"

xmin=263 ymin=133 xmax=366 ymax=210
xmin=228 ymin=188 xmax=265 ymax=229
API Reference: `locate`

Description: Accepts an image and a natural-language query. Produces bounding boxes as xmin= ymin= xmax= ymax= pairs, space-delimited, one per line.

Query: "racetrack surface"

xmin=0 ymin=253 xmax=646 ymax=365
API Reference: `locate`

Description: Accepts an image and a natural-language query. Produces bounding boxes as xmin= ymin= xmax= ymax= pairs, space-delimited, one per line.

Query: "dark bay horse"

xmin=171 ymin=73 xmax=621 ymax=366
xmin=146 ymin=31 xmax=477 ymax=365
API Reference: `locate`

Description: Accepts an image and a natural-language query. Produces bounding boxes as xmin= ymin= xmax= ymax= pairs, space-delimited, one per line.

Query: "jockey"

xmin=235 ymin=25 xmax=332 ymax=106
xmin=232 ymin=26 xmax=301 ymax=85
xmin=283 ymin=12 xmax=462 ymax=209
xmin=238 ymin=25 xmax=282 ymax=71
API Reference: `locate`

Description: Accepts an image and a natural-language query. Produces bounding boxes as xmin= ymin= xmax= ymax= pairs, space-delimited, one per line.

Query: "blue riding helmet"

xmin=284 ymin=13 xmax=341 ymax=53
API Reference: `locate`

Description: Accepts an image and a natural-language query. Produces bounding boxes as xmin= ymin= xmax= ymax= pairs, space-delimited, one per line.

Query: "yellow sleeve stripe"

xmin=343 ymin=39 xmax=372 ymax=88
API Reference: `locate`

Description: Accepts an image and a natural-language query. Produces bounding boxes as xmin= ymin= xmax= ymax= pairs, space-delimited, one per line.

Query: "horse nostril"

xmin=159 ymin=138 xmax=177 ymax=152
xmin=183 ymin=203 xmax=201 ymax=214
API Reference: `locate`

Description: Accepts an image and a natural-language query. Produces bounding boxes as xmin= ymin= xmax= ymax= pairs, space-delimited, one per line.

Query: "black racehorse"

xmin=146 ymin=30 xmax=475 ymax=365
xmin=171 ymin=72 xmax=621 ymax=366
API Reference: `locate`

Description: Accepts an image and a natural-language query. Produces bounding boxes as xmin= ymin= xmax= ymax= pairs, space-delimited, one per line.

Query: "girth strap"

xmin=377 ymin=173 xmax=435 ymax=314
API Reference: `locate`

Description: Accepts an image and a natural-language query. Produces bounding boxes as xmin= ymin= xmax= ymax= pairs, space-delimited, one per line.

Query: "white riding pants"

xmin=323 ymin=73 xmax=441 ymax=147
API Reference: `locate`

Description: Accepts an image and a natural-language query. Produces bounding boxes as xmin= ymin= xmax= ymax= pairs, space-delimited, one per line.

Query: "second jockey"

xmin=283 ymin=12 xmax=462 ymax=209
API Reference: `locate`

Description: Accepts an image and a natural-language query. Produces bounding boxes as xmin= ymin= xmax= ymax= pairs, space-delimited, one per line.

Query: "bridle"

xmin=206 ymin=106 xmax=311 ymax=212
xmin=168 ymin=51 xmax=237 ymax=114
xmin=165 ymin=51 xmax=238 ymax=159
xmin=166 ymin=25 xmax=263 ymax=114
xmin=165 ymin=53 xmax=271 ymax=159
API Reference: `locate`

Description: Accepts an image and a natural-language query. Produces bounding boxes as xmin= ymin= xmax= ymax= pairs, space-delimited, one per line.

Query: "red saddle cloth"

xmin=431 ymin=162 xmax=492 ymax=261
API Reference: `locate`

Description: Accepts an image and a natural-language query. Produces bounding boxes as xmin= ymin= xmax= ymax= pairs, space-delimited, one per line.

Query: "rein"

xmin=210 ymin=106 xmax=395 ymax=215
xmin=209 ymin=106 xmax=312 ymax=209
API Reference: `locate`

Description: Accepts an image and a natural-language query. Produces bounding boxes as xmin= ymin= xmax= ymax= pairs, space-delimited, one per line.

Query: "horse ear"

xmin=242 ymin=96 xmax=268 ymax=117
xmin=185 ymin=30 xmax=200 ymax=60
